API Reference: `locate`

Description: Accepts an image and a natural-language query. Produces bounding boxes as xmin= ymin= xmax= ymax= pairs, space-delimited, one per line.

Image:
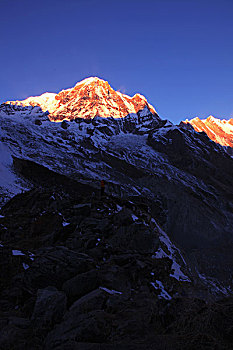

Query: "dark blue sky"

xmin=0 ymin=0 xmax=233 ymax=123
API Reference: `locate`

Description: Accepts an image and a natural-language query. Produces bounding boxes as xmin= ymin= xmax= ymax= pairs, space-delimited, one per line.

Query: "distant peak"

xmin=185 ymin=115 xmax=233 ymax=147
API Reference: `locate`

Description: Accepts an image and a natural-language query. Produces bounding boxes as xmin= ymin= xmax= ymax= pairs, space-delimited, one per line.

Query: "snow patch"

xmin=12 ymin=250 xmax=24 ymax=256
xmin=151 ymin=280 xmax=172 ymax=300
xmin=152 ymin=219 xmax=190 ymax=282
xmin=99 ymin=287 xmax=122 ymax=295
xmin=62 ymin=222 xmax=70 ymax=227
xmin=22 ymin=263 xmax=29 ymax=270
xmin=131 ymin=214 xmax=139 ymax=221
xmin=198 ymin=272 xmax=230 ymax=296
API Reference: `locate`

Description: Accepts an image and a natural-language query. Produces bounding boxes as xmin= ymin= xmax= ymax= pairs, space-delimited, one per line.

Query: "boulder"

xmin=23 ymin=247 xmax=95 ymax=290
xmin=109 ymin=224 xmax=159 ymax=254
xmin=0 ymin=317 xmax=30 ymax=350
xmin=61 ymin=120 xmax=69 ymax=129
xmin=62 ymin=269 xmax=99 ymax=303
xmin=69 ymin=288 xmax=107 ymax=314
xmin=45 ymin=310 xmax=112 ymax=349
xmin=35 ymin=119 xmax=42 ymax=126
xmin=31 ymin=286 xmax=67 ymax=333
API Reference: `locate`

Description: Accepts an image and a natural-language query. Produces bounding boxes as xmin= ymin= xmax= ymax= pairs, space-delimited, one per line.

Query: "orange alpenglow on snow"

xmin=184 ymin=116 xmax=233 ymax=147
xmin=6 ymin=77 xmax=157 ymax=121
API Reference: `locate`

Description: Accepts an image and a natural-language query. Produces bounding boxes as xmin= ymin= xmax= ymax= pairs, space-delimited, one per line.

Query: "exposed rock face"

xmin=5 ymin=77 xmax=158 ymax=121
xmin=184 ymin=115 xmax=233 ymax=147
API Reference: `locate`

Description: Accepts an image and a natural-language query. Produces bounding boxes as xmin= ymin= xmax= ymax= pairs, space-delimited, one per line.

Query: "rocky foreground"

xmin=1 ymin=172 xmax=233 ymax=350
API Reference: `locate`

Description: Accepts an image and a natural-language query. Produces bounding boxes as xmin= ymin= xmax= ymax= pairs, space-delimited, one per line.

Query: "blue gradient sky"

xmin=0 ymin=0 xmax=233 ymax=123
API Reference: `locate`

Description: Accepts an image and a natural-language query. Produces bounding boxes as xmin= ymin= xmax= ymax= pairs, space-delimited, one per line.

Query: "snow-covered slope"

xmin=0 ymin=100 xmax=161 ymax=198
xmin=6 ymin=77 xmax=158 ymax=121
xmin=0 ymin=139 xmax=27 ymax=206
xmin=184 ymin=115 xmax=233 ymax=147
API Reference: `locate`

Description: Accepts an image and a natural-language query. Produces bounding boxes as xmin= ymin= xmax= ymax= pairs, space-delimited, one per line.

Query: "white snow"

xmin=75 ymin=76 xmax=102 ymax=87
xmin=198 ymin=271 xmax=230 ymax=296
xmin=7 ymin=92 xmax=58 ymax=113
xmin=12 ymin=250 xmax=25 ymax=256
xmin=153 ymin=247 xmax=168 ymax=259
xmin=96 ymin=238 xmax=101 ymax=246
xmin=131 ymin=214 xmax=139 ymax=221
xmin=62 ymin=222 xmax=70 ymax=227
xmin=151 ymin=280 xmax=172 ymax=300
xmin=0 ymin=140 xmax=25 ymax=199
xmin=29 ymin=252 xmax=35 ymax=261
xmin=116 ymin=204 xmax=123 ymax=212
xmin=22 ymin=263 xmax=29 ymax=270
xmin=152 ymin=219 xmax=191 ymax=282
xmin=99 ymin=287 xmax=122 ymax=295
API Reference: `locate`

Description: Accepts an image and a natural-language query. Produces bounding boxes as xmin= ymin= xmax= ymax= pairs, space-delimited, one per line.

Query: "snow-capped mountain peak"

xmin=5 ymin=77 xmax=158 ymax=122
xmin=184 ymin=115 xmax=233 ymax=147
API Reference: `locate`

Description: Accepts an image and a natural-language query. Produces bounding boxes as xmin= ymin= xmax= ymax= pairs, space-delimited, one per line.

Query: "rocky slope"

xmin=1 ymin=175 xmax=233 ymax=350
xmin=184 ymin=115 xmax=233 ymax=147
xmin=1 ymin=78 xmax=233 ymax=349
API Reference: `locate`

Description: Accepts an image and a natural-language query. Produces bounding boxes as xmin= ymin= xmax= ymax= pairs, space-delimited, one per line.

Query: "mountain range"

xmin=1 ymin=77 xmax=233 ymax=349
xmin=184 ymin=116 xmax=233 ymax=148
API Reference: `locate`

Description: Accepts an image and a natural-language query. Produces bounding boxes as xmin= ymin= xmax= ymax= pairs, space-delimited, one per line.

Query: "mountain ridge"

xmin=184 ymin=115 xmax=233 ymax=147
xmin=6 ymin=77 xmax=158 ymax=121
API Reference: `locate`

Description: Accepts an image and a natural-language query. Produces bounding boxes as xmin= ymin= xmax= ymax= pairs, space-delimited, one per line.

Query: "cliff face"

xmin=6 ymin=77 xmax=158 ymax=121
xmin=184 ymin=116 xmax=233 ymax=147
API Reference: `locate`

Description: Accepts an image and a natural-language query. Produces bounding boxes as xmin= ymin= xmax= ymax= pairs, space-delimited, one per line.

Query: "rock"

xmin=69 ymin=288 xmax=107 ymax=314
xmin=72 ymin=203 xmax=92 ymax=216
xmin=109 ymin=224 xmax=159 ymax=254
xmin=1 ymin=181 xmax=233 ymax=349
xmin=61 ymin=120 xmax=69 ymax=129
xmin=31 ymin=286 xmax=67 ymax=333
xmin=112 ymin=208 xmax=134 ymax=226
xmin=30 ymin=212 xmax=64 ymax=246
xmin=98 ymin=265 xmax=131 ymax=293
xmin=45 ymin=310 xmax=112 ymax=349
xmin=23 ymin=247 xmax=95 ymax=290
xmin=35 ymin=119 xmax=42 ymax=126
xmin=0 ymin=317 xmax=30 ymax=350
xmin=62 ymin=269 xmax=99 ymax=303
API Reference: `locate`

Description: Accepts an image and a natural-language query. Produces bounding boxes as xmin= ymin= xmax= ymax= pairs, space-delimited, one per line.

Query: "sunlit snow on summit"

xmin=6 ymin=77 xmax=157 ymax=122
